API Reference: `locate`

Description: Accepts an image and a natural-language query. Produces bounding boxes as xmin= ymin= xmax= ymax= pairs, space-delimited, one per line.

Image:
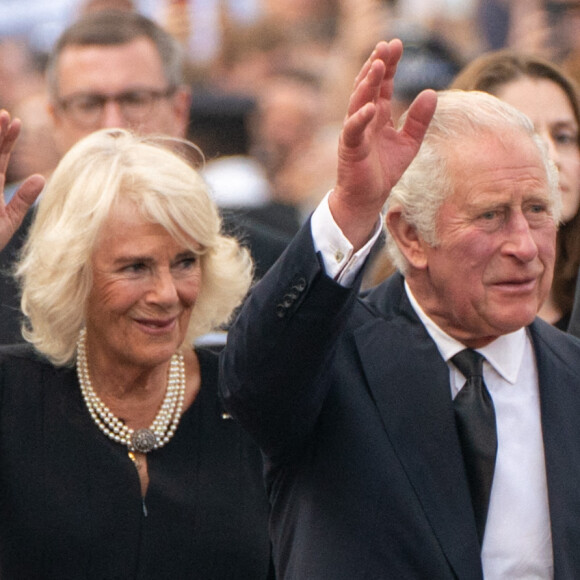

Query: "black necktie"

xmin=451 ymin=349 xmax=497 ymax=546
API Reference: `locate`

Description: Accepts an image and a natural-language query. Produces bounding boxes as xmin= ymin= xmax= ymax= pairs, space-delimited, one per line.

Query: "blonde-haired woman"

xmin=0 ymin=122 xmax=272 ymax=578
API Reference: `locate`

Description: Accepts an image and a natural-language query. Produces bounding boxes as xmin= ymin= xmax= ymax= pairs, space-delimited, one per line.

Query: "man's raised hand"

xmin=330 ymin=39 xmax=437 ymax=250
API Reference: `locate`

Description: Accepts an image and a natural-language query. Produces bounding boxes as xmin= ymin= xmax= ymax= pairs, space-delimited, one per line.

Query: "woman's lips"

xmin=134 ymin=317 xmax=178 ymax=333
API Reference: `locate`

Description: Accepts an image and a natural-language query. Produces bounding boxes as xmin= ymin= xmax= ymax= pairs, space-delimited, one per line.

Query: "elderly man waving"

xmin=221 ymin=39 xmax=579 ymax=579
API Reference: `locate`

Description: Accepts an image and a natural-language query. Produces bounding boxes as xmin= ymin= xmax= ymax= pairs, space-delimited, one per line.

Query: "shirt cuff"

xmin=310 ymin=191 xmax=383 ymax=286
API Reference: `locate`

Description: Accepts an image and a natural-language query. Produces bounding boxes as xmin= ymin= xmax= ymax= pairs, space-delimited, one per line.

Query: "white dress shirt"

xmin=311 ymin=195 xmax=554 ymax=578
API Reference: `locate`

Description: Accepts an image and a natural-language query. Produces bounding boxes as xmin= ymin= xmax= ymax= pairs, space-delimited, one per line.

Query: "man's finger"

xmin=341 ymin=102 xmax=376 ymax=150
xmin=400 ymin=89 xmax=438 ymax=144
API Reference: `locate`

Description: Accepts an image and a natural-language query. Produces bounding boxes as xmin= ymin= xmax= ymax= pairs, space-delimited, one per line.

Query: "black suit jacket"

xmin=567 ymin=268 xmax=580 ymax=338
xmin=221 ymin=221 xmax=580 ymax=579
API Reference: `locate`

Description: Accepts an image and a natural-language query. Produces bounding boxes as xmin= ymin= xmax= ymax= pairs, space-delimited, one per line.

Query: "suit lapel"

xmin=531 ymin=322 xmax=580 ymax=577
xmin=354 ymin=277 xmax=482 ymax=578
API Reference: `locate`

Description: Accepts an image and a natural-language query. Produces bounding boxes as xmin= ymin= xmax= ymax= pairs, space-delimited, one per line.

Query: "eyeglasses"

xmin=56 ymin=87 xmax=176 ymax=128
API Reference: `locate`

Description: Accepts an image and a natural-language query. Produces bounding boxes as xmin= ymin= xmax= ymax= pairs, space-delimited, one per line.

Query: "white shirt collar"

xmin=403 ymin=280 xmax=526 ymax=385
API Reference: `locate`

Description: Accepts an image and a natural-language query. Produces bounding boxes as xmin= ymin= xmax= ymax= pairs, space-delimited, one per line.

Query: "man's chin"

xmin=492 ymin=311 xmax=538 ymax=335
xmin=458 ymin=313 xmax=538 ymax=348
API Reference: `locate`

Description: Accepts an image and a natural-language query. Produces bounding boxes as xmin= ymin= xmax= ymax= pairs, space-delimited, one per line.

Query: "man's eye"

xmin=75 ymin=97 xmax=103 ymax=112
xmin=528 ymin=204 xmax=549 ymax=216
xmin=121 ymin=92 xmax=151 ymax=106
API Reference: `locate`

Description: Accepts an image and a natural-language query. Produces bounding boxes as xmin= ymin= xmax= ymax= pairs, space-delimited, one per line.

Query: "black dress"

xmin=0 ymin=344 xmax=272 ymax=579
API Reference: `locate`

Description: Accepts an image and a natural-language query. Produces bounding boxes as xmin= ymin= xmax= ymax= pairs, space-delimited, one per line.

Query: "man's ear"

xmin=386 ymin=208 xmax=429 ymax=270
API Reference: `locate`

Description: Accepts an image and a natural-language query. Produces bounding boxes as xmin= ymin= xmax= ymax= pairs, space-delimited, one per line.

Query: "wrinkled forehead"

xmin=446 ymin=127 xmax=547 ymax=181
xmin=444 ymin=126 xmax=548 ymax=176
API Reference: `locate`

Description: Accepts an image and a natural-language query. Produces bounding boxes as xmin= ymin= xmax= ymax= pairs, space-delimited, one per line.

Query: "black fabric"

xmin=221 ymin=210 xmax=292 ymax=280
xmin=567 ymin=267 xmax=580 ymax=337
xmin=221 ymin=220 xmax=580 ymax=578
xmin=0 ymin=209 xmax=33 ymax=345
xmin=451 ymin=349 xmax=497 ymax=546
xmin=0 ymin=345 xmax=272 ymax=579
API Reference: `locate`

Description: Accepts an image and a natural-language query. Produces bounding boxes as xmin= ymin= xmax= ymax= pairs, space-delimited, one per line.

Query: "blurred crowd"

xmin=2 ymin=0 xmax=580 ymax=239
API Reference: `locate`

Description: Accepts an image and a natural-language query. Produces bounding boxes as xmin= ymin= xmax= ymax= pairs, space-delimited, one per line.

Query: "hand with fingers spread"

xmin=0 ymin=110 xmax=45 ymax=252
xmin=329 ymin=39 xmax=437 ymax=250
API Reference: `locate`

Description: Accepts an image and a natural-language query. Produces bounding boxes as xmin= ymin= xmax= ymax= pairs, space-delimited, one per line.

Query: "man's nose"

xmin=100 ymin=100 xmax=127 ymax=129
xmin=503 ymin=211 xmax=539 ymax=262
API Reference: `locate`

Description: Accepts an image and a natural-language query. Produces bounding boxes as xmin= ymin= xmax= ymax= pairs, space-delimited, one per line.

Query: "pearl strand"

xmin=76 ymin=328 xmax=186 ymax=453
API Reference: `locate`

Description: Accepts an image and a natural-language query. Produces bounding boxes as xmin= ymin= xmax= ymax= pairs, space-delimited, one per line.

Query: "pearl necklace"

xmin=76 ymin=329 xmax=186 ymax=453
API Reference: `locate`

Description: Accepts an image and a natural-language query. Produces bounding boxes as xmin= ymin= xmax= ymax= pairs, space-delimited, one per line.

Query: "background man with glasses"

xmin=46 ymin=10 xmax=191 ymax=154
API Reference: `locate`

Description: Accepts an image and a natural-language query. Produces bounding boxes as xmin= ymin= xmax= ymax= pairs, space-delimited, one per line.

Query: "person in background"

xmin=49 ymin=9 xmax=289 ymax=276
xmin=220 ymin=39 xmax=580 ymax=578
xmin=450 ymin=50 xmax=580 ymax=330
xmin=45 ymin=9 xmax=191 ymax=154
xmin=0 ymin=121 xmax=272 ymax=578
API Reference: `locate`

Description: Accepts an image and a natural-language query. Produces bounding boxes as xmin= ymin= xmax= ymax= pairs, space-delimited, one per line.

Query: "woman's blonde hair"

xmin=17 ymin=128 xmax=253 ymax=366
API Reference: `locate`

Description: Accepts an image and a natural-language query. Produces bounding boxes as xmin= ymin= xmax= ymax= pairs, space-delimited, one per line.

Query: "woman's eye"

xmin=124 ymin=262 xmax=147 ymax=273
xmin=176 ymin=257 xmax=197 ymax=270
xmin=554 ymin=132 xmax=576 ymax=146
xmin=171 ymin=255 xmax=198 ymax=273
